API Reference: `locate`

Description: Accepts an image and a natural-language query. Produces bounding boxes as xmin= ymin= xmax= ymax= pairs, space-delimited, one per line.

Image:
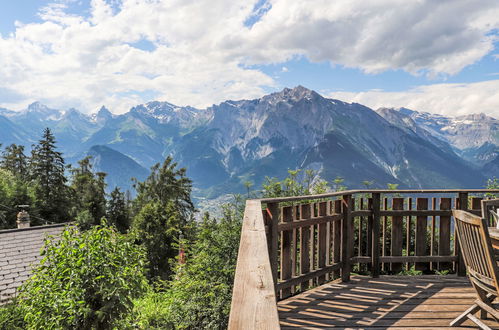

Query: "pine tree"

xmin=0 ymin=144 xmax=28 ymax=180
xmin=107 ymin=187 xmax=130 ymax=233
xmin=132 ymin=156 xmax=195 ymax=280
xmin=29 ymin=128 xmax=70 ymax=223
xmin=70 ymin=156 xmax=107 ymax=229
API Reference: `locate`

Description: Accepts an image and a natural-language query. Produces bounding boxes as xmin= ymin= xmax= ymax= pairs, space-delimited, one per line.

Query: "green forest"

xmin=0 ymin=128 xmax=497 ymax=329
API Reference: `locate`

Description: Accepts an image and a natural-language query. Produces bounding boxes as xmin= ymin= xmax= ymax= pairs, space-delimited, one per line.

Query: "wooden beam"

xmin=228 ymin=200 xmax=279 ymax=329
xmin=341 ymin=194 xmax=353 ymax=282
xmin=371 ymin=193 xmax=381 ymax=277
xmin=277 ymin=214 xmax=342 ymax=231
xmin=267 ymin=202 xmax=280 ymax=290
xmin=276 ymin=263 xmax=341 ymax=291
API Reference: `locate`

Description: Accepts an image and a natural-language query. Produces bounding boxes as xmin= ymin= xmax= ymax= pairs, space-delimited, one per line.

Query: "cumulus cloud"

xmin=0 ymin=0 xmax=498 ymax=113
xmin=330 ymin=80 xmax=499 ymax=119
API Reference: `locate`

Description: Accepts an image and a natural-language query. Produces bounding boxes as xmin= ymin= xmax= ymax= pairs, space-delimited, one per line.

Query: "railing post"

xmin=456 ymin=192 xmax=468 ymax=276
xmin=341 ymin=194 xmax=353 ymax=282
xmin=371 ymin=193 xmax=381 ymax=278
xmin=267 ymin=202 xmax=280 ymax=291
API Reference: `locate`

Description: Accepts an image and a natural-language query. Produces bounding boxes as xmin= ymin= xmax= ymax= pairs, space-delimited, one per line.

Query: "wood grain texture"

xmin=416 ymin=198 xmax=429 ymax=271
xmin=229 ymin=200 xmax=279 ymax=329
xmin=278 ymin=275 xmax=495 ymax=329
xmin=391 ymin=198 xmax=404 ymax=272
xmin=280 ymin=206 xmax=294 ymax=298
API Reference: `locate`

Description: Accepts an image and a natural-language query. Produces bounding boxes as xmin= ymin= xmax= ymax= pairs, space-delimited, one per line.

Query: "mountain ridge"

xmin=0 ymin=86 xmax=496 ymax=198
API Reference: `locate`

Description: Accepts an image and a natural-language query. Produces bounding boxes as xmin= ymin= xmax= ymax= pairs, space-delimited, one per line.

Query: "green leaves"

xmin=18 ymin=224 xmax=147 ymax=329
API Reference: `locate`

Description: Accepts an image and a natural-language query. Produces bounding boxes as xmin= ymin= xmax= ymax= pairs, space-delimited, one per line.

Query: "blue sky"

xmin=1 ymin=1 xmax=499 ymax=117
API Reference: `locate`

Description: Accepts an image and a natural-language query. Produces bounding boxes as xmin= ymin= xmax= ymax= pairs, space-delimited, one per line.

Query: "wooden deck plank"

xmin=278 ymin=275 xmax=499 ymax=329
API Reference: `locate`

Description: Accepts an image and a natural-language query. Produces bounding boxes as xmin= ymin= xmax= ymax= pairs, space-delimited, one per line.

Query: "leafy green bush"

xmin=132 ymin=199 xmax=243 ymax=329
xmin=18 ymin=223 xmax=147 ymax=329
xmin=0 ymin=302 xmax=25 ymax=330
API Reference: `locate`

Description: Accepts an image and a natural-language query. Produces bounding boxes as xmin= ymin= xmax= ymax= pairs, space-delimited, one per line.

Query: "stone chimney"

xmin=16 ymin=210 xmax=30 ymax=229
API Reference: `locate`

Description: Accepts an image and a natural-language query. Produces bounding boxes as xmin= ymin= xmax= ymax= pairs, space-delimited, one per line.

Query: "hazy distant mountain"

xmin=377 ymin=107 xmax=499 ymax=166
xmin=87 ymin=145 xmax=149 ymax=193
xmin=0 ymin=86 xmax=495 ymax=199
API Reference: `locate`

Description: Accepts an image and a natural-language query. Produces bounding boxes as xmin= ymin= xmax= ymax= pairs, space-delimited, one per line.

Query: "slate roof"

xmin=0 ymin=223 xmax=68 ymax=304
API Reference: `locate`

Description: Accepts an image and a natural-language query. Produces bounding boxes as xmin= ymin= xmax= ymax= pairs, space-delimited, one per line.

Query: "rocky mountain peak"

xmin=455 ymin=113 xmax=496 ymax=122
xmin=27 ymin=101 xmax=51 ymax=113
xmin=263 ymin=85 xmax=321 ymax=105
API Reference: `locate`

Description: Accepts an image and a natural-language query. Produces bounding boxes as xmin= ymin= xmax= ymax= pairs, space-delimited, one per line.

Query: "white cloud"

xmin=0 ymin=0 xmax=498 ymax=113
xmin=330 ymin=80 xmax=499 ymax=119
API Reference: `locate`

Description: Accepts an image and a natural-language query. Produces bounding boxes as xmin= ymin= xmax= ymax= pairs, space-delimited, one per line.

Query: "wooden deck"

xmin=278 ymin=275 xmax=499 ymax=329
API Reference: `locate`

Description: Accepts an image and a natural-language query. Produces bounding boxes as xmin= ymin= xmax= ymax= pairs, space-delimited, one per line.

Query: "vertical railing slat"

xmin=439 ymin=198 xmax=452 ymax=270
xmin=416 ymin=198 xmax=429 ymax=271
xmin=333 ymin=199 xmax=342 ymax=279
xmin=267 ymin=202 xmax=280 ymax=292
xmin=391 ymin=197 xmax=404 ymax=272
xmin=318 ymin=201 xmax=328 ymax=284
xmin=300 ymin=203 xmax=311 ymax=291
xmin=280 ymin=206 xmax=293 ymax=299
xmin=371 ymin=193 xmax=381 ymax=277
xmin=341 ymin=194 xmax=353 ymax=282
xmin=456 ymin=193 xmax=468 ymax=276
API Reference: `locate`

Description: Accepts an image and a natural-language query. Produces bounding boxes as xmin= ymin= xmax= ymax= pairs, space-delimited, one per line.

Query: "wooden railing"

xmin=228 ymin=189 xmax=499 ymax=329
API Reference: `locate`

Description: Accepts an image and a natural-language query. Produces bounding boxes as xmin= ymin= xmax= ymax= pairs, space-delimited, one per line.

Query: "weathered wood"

xmin=382 ymin=197 xmax=388 ymax=272
xmin=482 ymin=198 xmax=499 ymax=227
xmin=351 ymin=210 xmax=372 ymax=217
xmin=267 ymin=202 xmax=280 ymax=290
xmin=317 ymin=201 xmax=328 ymax=284
xmin=358 ymin=198 xmax=364 ymax=264
xmin=415 ymin=198 xmax=429 ymax=271
xmin=310 ymin=203 xmax=317 ymax=282
xmin=371 ymin=193 xmax=381 ymax=277
xmin=276 ymin=263 xmax=341 ymax=291
xmin=341 ymin=194 xmax=353 ymax=282
xmin=430 ymin=197 xmax=436 ymax=271
xmin=380 ymin=210 xmax=453 ymax=216
xmin=325 ymin=202 xmax=332 ymax=281
xmin=391 ymin=198 xmax=404 ymax=272
xmin=439 ymin=198 xmax=452 ymax=270
xmin=333 ymin=200 xmax=341 ymax=279
xmin=471 ymin=197 xmax=483 ymax=211
xmin=280 ymin=206 xmax=293 ymax=298
xmin=366 ymin=198 xmax=373 ymax=265
xmin=278 ymin=275 xmax=479 ymax=329
xmin=350 ymin=256 xmax=371 ymax=263
xmin=406 ymin=197 xmax=413 ymax=270
xmin=228 ymin=200 xmax=279 ymax=329
xmin=277 ymin=214 xmax=342 ymax=231
xmin=299 ymin=203 xmax=311 ymax=291
xmin=452 ymin=209 xmax=499 ymax=329
xmin=380 ymin=255 xmax=458 ymax=263
xmin=260 ymin=189 xmax=499 ymax=203
xmin=292 ymin=205 xmax=299 ymax=287
xmin=456 ymin=192 xmax=468 ymax=276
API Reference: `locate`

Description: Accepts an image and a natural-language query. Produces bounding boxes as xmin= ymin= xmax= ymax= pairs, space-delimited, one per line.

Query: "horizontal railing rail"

xmin=229 ymin=189 xmax=499 ymax=329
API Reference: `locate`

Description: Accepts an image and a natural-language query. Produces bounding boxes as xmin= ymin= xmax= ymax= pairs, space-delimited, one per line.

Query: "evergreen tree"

xmin=0 ymin=144 xmax=28 ymax=180
xmin=133 ymin=156 xmax=194 ymax=220
xmin=132 ymin=156 xmax=195 ymax=280
xmin=70 ymin=156 xmax=107 ymax=229
xmin=107 ymin=187 xmax=130 ymax=233
xmin=29 ymin=128 xmax=70 ymax=223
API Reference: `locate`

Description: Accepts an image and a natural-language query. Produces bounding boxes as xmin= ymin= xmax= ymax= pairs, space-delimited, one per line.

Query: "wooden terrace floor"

xmin=278 ymin=275 xmax=499 ymax=329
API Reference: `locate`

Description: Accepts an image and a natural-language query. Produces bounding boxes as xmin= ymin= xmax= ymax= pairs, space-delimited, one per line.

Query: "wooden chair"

xmin=452 ymin=209 xmax=499 ymax=329
xmin=482 ymin=198 xmax=499 ymax=227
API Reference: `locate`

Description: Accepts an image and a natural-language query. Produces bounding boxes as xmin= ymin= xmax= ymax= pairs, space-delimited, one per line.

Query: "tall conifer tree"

xmin=70 ymin=156 xmax=107 ymax=229
xmin=29 ymin=128 xmax=70 ymax=223
xmin=0 ymin=144 xmax=28 ymax=180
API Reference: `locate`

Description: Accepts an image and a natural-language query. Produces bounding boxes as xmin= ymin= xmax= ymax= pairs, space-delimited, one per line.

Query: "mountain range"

xmin=0 ymin=86 xmax=497 ymax=201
